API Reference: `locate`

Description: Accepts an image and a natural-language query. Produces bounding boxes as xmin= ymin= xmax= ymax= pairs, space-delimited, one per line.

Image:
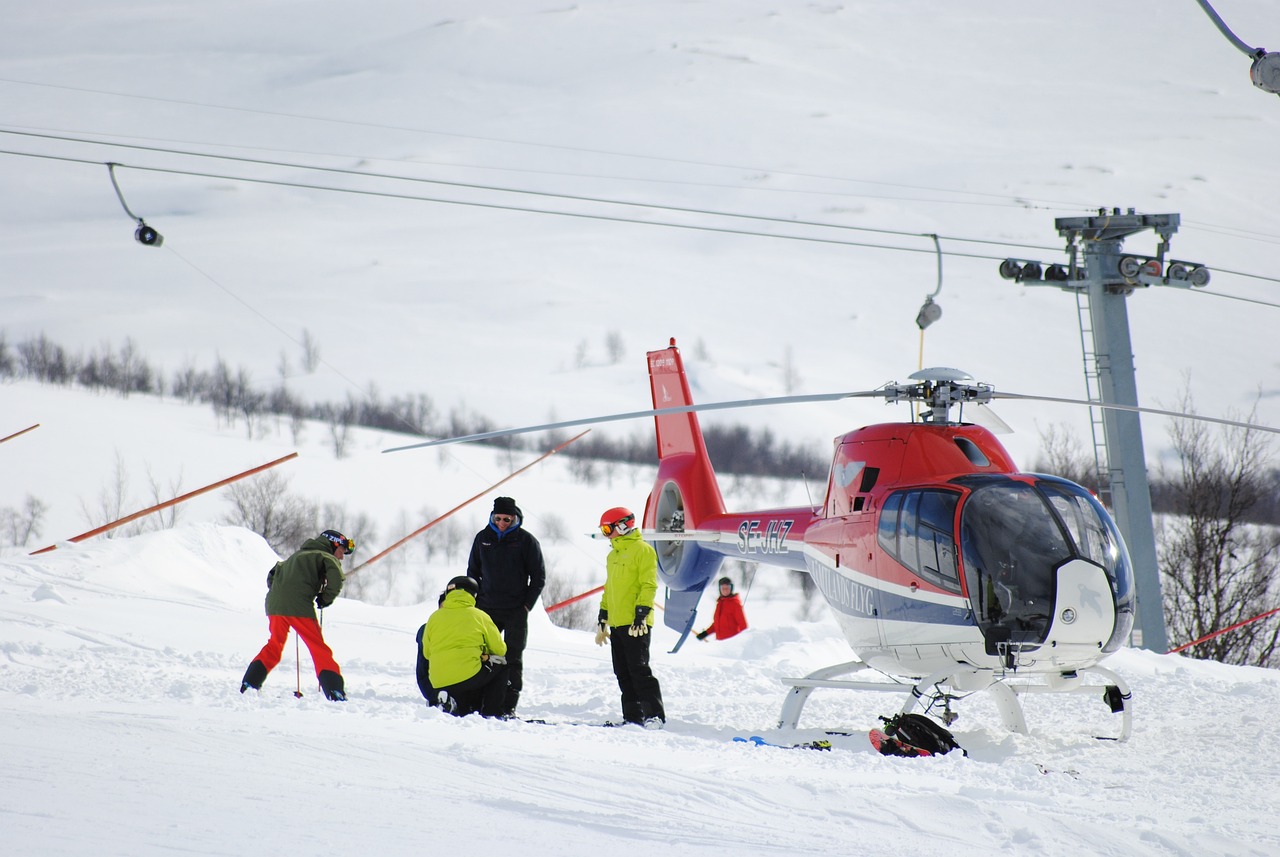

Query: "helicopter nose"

xmin=1044 ymin=560 xmax=1116 ymax=650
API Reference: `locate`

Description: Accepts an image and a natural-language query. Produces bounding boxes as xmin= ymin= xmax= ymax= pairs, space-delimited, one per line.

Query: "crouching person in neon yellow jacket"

xmin=421 ymin=576 xmax=509 ymax=717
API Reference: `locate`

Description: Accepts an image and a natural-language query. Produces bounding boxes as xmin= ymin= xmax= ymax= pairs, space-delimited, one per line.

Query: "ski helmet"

xmin=718 ymin=576 xmax=734 ymax=592
xmin=320 ymin=529 xmax=355 ymax=555
xmin=446 ymin=576 xmax=479 ymax=597
xmin=599 ymin=506 xmax=635 ymax=537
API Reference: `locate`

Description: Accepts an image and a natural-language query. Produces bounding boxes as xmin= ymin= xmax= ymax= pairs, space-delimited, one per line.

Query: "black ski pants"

xmin=482 ymin=605 xmax=529 ymax=710
xmin=609 ymin=627 xmax=665 ymax=724
xmin=438 ymin=662 xmax=510 ymax=718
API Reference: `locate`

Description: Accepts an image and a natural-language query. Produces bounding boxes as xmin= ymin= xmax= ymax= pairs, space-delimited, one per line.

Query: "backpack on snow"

xmin=873 ymin=713 xmax=964 ymax=757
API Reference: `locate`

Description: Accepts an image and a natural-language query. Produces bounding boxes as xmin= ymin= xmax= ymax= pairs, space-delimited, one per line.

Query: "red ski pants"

xmin=253 ymin=615 xmax=341 ymax=677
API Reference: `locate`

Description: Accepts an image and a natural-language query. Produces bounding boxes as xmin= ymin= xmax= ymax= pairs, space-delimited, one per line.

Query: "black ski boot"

xmin=318 ymin=670 xmax=346 ymax=702
xmin=240 ymin=660 xmax=268 ymax=693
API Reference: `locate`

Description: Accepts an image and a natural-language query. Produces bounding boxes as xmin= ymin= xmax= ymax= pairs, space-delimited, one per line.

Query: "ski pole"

xmin=294 ymin=633 xmax=303 ymax=698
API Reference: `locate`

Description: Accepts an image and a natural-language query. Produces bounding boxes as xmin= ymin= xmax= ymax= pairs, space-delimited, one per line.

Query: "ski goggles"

xmin=600 ymin=516 xmax=635 ymax=536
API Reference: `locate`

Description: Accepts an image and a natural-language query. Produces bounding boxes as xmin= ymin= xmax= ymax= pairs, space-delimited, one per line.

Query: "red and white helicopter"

xmin=387 ymin=338 xmax=1273 ymax=741
xmin=641 ymin=341 xmax=1134 ymax=740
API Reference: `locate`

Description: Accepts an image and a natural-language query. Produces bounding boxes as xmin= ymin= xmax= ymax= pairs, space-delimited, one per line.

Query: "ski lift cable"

xmin=0 ymin=76 xmax=1094 ymax=207
xmin=0 ymin=146 xmax=1026 ymax=263
xmin=4 ymin=145 xmax=1280 ymax=291
xmin=0 ymin=120 xmax=1081 ymax=214
xmin=0 ymin=128 xmax=1065 ymax=253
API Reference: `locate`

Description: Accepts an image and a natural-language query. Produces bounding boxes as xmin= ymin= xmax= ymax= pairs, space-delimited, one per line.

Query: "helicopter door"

xmin=959 ymin=481 xmax=1073 ymax=657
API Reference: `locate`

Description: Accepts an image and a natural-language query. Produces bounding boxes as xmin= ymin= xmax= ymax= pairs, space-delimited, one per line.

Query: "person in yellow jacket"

xmin=595 ymin=506 xmax=665 ymax=727
xmin=422 ymin=576 xmax=509 ymax=717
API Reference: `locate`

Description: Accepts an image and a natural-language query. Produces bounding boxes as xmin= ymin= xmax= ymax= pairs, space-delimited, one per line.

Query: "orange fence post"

xmin=1166 ymin=606 xmax=1280 ymax=654
xmin=349 ymin=430 xmax=589 ymax=576
xmin=30 ymin=452 xmax=299 ymax=554
xmin=1 ymin=424 xmax=40 ymax=445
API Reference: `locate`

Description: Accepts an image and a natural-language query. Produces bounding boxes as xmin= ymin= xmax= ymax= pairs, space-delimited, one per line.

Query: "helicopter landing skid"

xmin=779 ymin=661 xmax=1132 ymax=742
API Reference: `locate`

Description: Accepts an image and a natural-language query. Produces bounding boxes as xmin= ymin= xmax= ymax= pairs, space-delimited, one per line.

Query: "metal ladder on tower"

xmin=1074 ymin=288 xmax=1112 ymax=508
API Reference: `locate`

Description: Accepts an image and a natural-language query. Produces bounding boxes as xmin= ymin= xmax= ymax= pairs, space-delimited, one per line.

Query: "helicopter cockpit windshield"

xmin=957 ymin=476 xmax=1134 ymax=655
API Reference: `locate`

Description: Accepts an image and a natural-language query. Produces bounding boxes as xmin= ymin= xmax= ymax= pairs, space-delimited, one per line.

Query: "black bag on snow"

xmin=877 ymin=713 xmax=964 ymax=757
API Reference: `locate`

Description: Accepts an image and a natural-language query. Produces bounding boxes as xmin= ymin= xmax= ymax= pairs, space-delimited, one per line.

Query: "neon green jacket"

xmin=600 ymin=530 xmax=658 ymax=628
xmin=421 ymin=589 xmax=508 ymax=688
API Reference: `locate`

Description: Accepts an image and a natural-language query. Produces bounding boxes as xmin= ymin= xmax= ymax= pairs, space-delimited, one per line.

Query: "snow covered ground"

xmin=4 ymin=521 xmax=1280 ymax=856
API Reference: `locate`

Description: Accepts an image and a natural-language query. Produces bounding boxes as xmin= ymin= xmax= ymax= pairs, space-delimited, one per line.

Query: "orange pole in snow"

xmin=30 ymin=452 xmax=299 ymax=555
xmin=348 ymin=430 xmax=590 ymax=576
xmin=545 ymin=584 xmax=604 ymax=614
xmin=1 ymin=424 xmax=40 ymax=444
xmin=1167 ymin=606 xmax=1280 ymax=654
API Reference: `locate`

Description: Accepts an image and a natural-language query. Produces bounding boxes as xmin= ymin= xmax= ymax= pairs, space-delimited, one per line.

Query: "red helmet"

xmin=599 ymin=506 xmax=636 ymax=537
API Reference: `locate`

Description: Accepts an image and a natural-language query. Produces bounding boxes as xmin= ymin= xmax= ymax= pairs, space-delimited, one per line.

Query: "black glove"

xmin=696 ymin=629 xmax=710 ymax=641
xmin=629 ymin=605 xmax=651 ymax=637
xmin=595 ymin=608 xmax=610 ymax=646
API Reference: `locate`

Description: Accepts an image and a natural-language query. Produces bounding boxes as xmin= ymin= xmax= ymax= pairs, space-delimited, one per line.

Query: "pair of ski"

xmin=733 ymin=735 xmax=832 ymax=751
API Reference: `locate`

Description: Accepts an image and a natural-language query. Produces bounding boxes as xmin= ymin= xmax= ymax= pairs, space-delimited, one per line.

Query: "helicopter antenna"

xmin=800 ymin=470 xmax=820 ymax=516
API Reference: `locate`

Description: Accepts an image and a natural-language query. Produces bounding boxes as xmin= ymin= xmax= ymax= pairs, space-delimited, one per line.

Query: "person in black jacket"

xmin=466 ymin=496 xmax=546 ymax=717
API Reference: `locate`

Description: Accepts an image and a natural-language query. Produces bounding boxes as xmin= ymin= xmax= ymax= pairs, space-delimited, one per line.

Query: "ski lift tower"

xmin=1001 ymin=208 xmax=1211 ymax=653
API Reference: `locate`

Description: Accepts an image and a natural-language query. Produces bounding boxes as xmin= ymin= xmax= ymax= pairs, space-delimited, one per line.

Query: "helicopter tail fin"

xmin=644 ymin=340 xmax=728 ymax=646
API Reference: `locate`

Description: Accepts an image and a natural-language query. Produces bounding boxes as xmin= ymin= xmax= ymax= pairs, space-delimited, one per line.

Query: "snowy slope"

xmin=3 ymin=522 xmax=1280 ymax=856
xmin=2 ymin=0 xmax=1278 ymax=473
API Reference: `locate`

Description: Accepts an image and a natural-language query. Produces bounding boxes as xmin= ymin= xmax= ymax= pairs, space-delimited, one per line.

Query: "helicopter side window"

xmin=877 ymin=489 xmax=961 ymax=593
xmin=1039 ymin=481 xmax=1129 ymax=596
xmin=877 ymin=492 xmax=903 ymax=553
xmin=898 ymin=492 xmax=922 ymax=574
xmin=916 ymin=490 xmax=960 ymax=591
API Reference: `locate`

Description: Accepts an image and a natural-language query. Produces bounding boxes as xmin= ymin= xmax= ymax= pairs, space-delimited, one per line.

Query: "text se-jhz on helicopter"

xmin=388 ymin=338 xmax=1275 ymax=742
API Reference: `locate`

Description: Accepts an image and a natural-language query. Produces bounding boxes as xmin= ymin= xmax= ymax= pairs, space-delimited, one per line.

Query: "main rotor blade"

xmin=993 ymin=391 xmax=1280 ymax=435
xmin=382 ymin=389 xmax=890 ymax=453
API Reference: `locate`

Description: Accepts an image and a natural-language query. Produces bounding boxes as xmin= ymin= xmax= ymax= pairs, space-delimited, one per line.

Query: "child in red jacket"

xmin=695 ymin=576 xmax=748 ymax=641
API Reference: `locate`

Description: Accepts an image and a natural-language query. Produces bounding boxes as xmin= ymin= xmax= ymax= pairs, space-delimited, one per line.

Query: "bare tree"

xmin=0 ymin=495 xmax=47 ymax=547
xmin=81 ymin=451 xmax=132 ymax=532
xmin=604 ymin=330 xmax=625 ymax=365
xmin=221 ymin=471 xmax=317 ymax=556
xmin=301 ymin=329 xmax=321 ymax=373
xmin=1158 ymin=393 xmax=1280 ymax=667
xmin=543 ymin=572 xmax=595 ymax=631
xmin=1032 ymin=422 xmax=1102 ymax=492
xmin=781 ymin=345 xmax=800 ymax=395
xmin=141 ymin=466 xmax=184 ymax=531
xmin=326 ymin=398 xmax=357 ymax=459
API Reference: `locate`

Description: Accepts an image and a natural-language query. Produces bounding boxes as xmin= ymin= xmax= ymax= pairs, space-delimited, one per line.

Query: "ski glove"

xmin=595 ymin=609 xmax=610 ymax=646
xmin=696 ymin=629 xmax=711 ymax=641
xmin=628 ymin=605 xmax=651 ymax=637
xmin=485 ymin=654 xmax=507 ymax=666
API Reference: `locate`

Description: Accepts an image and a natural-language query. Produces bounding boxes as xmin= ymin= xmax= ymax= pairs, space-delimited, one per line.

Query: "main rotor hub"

xmin=883 ymin=368 xmax=994 ymax=424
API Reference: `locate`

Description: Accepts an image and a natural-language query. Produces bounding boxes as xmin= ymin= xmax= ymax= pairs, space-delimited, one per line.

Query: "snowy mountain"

xmin=3 ymin=1 xmax=1280 ymax=853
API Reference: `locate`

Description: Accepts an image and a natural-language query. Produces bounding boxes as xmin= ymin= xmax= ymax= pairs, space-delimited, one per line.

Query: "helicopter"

xmin=642 ymin=340 xmax=1135 ymax=740
xmin=386 ymin=338 xmax=1277 ymax=742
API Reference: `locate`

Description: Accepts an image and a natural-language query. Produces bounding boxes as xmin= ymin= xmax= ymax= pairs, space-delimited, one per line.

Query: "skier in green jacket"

xmin=596 ymin=506 xmax=665 ymax=727
xmin=422 ymin=576 xmax=510 ymax=717
xmin=240 ymin=529 xmax=352 ymax=701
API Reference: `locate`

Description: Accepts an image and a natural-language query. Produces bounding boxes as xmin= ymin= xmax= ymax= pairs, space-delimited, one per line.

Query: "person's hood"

xmin=442 ymin=589 xmax=477 ymax=609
